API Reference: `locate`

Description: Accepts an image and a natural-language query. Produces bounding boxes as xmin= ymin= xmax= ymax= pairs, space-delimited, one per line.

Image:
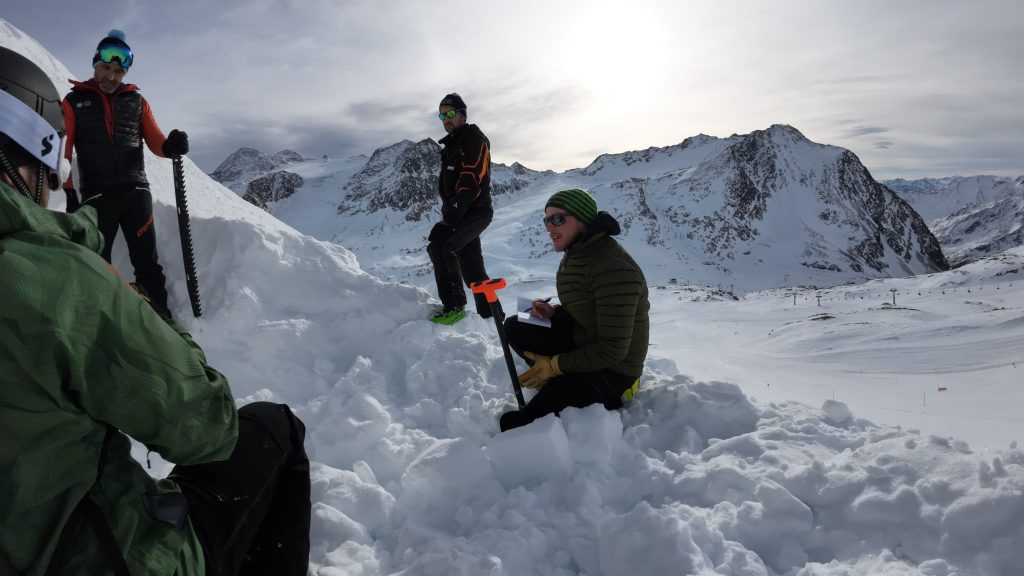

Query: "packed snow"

xmin=4 ymin=21 xmax=1024 ymax=576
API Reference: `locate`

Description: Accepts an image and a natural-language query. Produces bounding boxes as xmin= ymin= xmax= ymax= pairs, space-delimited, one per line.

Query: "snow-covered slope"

xmin=4 ymin=19 xmax=1022 ymax=576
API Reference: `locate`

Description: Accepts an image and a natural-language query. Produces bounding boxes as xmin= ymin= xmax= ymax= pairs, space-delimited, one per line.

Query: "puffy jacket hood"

xmin=0 ymin=181 xmax=104 ymax=252
xmin=568 ymin=211 xmax=620 ymax=252
xmin=589 ymin=211 xmax=620 ymax=236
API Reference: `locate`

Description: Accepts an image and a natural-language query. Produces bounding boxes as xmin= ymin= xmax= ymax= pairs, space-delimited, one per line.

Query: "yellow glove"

xmin=621 ymin=378 xmax=640 ymax=402
xmin=518 ymin=352 xmax=562 ymax=390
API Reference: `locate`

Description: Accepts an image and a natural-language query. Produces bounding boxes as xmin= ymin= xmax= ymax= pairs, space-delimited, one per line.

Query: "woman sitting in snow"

xmin=500 ymin=188 xmax=650 ymax=431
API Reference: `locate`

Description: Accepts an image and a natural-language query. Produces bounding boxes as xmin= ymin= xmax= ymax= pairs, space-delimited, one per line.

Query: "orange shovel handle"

xmin=470 ymin=278 xmax=507 ymax=303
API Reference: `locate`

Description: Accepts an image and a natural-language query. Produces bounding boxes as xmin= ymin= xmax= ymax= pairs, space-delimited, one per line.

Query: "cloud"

xmin=845 ymin=125 xmax=891 ymax=138
xmin=6 ymin=1 xmax=1024 ymax=178
xmin=193 ymin=111 xmax=403 ymax=171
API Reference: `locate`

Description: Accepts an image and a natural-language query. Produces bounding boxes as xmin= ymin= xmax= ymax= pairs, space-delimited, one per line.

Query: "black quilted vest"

xmin=66 ymin=88 xmax=148 ymax=192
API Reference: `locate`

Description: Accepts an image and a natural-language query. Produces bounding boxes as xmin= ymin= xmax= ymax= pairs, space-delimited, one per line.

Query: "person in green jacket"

xmin=499 ymin=188 xmax=650 ymax=432
xmin=0 ymin=46 xmax=310 ymax=576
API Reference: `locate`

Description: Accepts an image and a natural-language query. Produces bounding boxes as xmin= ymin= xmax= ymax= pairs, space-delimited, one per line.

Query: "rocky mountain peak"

xmin=243 ymin=170 xmax=304 ymax=210
xmin=336 ymin=139 xmax=442 ymax=221
xmin=210 ymin=147 xmax=311 ymax=193
xmin=589 ymin=125 xmax=948 ymax=287
xmin=679 ymin=134 xmax=718 ymax=149
xmin=210 ymin=147 xmax=277 ymax=184
xmin=273 ymin=150 xmax=304 ymax=164
xmin=763 ymin=123 xmax=808 ymax=141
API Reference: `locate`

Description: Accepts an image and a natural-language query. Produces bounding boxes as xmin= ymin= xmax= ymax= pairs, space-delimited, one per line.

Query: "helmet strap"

xmin=34 ymin=162 xmax=45 ymax=204
xmin=0 ymin=148 xmax=39 ymax=202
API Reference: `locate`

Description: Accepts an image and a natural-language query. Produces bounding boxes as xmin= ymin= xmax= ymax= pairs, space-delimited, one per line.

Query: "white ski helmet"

xmin=0 ymin=46 xmax=70 ymax=202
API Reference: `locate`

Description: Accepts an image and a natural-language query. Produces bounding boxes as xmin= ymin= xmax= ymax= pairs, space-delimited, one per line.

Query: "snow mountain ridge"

xmin=882 ymin=175 xmax=1021 ymax=221
xmin=929 ymin=190 xmax=1024 ymax=267
xmin=215 ymin=124 xmax=949 ymax=294
xmin=882 ymin=175 xmax=1024 ymax=267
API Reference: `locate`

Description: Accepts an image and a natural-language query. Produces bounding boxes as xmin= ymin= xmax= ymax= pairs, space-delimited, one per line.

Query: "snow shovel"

xmin=471 ymin=278 xmax=527 ymax=409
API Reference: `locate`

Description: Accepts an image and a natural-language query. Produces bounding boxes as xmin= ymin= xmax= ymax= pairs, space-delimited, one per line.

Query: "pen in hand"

xmin=530 ymin=297 xmax=553 ymax=318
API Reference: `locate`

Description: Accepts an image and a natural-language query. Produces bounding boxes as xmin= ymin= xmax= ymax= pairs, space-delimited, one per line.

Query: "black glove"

xmin=64 ymin=188 xmax=80 ymax=212
xmin=162 ymin=129 xmax=189 ymax=157
xmin=428 ymin=222 xmax=455 ymax=242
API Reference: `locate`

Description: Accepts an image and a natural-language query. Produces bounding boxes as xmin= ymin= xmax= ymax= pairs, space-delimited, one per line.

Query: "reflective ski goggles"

xmin=543 ymin=212 xmax=572 ymax=227
xmin=95 ymin=43 xmax=133 ymax=69
xmin=438 ymin=109 xmax=459 ymax=121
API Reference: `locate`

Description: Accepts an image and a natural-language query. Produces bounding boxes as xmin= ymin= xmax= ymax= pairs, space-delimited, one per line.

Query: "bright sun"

xmin=557 ymin=4 xmax=668 ymax=101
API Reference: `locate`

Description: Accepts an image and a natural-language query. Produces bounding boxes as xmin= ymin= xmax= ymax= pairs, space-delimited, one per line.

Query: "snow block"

xmin=486 ymin=414 xmax=571 ymax=487
xmin=312 ymin=392 xmax=390 ymax=469
xmin=562 ymin=404 xmax=623 ymax=468
xmin=822 ymin=400 xmax=853 ymax=425
xmin=398 ymin=438 xmax=493 ymax=522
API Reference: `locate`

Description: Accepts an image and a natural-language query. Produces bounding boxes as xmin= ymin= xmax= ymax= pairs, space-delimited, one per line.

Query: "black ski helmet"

xmin=0 ymin=45 xmax=67 ymax=201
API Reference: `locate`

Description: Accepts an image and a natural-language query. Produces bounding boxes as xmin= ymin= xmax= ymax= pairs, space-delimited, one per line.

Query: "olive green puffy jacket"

xmin=555 ymin=212 xmax=650 ymax=377
xmin=0 ymin=182 xmax=238 ymax=575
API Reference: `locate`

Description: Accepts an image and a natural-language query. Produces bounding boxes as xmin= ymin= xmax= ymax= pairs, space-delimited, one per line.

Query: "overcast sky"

xmin=6 ymin=0 xmax=1023 ymax=178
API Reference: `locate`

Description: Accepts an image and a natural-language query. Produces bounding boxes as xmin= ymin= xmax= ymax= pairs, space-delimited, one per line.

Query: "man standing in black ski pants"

xmin=427 ymin=92 xmax=493 ymax=325
xmin=62 ymin=29 xmax=188 ymax=317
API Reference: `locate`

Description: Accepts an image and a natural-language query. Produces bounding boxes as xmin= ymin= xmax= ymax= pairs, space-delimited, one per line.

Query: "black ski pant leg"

xmin=499 ymin=370 xmax=637 ymax=432
xmin=457 ymin=235 xmax=493 ymax=318
xmin=427 ymin=230 xmax=465 ymax=310
xmin=457 ymin=235 xmax=487 ymax=285
xmin=503 ymin=314 xmax=576 ymax=361
xmin=121 ymin=185 xmax=169 ymax=311
xmin=169 ymin=402 xmax=311 ymax=576
xmin=426 ymin=213 xmax=491 ymax=310
xmin=92 ymin=187 xmax=126 ymax=264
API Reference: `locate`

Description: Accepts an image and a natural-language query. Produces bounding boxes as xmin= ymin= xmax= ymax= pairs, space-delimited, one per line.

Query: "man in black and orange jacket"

xmin=428 ymin=92 xmax=494 ymax=324
xmin=62 ymin=29 xmax=188 ymax=317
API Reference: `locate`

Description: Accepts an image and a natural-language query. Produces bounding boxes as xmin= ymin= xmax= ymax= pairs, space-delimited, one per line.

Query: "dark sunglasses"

xmin=438 ymin=109 xmax=459 ymax=121
xmin=543 ymin=213 xmax=572 ymax=227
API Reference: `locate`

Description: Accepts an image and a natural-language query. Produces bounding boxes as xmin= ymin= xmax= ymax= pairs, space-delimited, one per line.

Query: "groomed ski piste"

xmin=4 ymin=21 xmax=1023 ymax=576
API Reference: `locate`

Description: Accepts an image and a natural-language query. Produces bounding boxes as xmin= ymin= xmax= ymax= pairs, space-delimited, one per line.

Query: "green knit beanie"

xmin=545 ymin=188 xmax=597 ymax=225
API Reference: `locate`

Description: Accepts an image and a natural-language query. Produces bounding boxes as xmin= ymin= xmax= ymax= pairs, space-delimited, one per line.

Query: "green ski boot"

xmin=430 ymin=305 xmax=466 ymax=325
